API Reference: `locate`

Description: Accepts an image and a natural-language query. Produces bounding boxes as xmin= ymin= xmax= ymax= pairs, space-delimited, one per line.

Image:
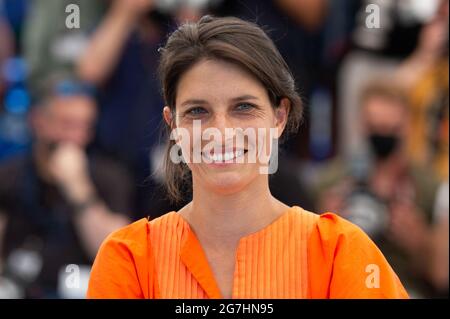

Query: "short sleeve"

xmin=87 ymin=219 xmax=156 ymax=299
xmin=308 ymin=213 xmax=409 ymax=299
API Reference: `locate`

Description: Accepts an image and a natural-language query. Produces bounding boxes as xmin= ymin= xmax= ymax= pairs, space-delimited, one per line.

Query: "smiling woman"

xmin=86 ymin=16 xmax=409 ymax=299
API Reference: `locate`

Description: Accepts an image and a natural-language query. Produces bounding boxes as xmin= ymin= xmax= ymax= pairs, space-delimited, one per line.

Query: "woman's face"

xmin=164 ymin=59 xmax=289 ymax=195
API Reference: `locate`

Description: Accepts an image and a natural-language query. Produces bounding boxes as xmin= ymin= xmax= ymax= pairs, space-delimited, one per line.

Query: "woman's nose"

xmin=210 ymin=113 xmax=232 ymax=133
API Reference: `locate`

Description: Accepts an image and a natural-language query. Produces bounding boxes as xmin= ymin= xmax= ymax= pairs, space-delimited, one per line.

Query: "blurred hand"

xmin=175 ymin=6 xmax=202 ymax=24
xmin=113 ymin=0 xmax=155 ymax=17
xmin=416 ymin=16 xmax=448 ymax=60
xmin=275 ymin=0 xmax=328 ymax=31
xmin=387 ymin=200 xmax=430 ymax=255
xmin=47 ymin=143 xmax=94 ymax=203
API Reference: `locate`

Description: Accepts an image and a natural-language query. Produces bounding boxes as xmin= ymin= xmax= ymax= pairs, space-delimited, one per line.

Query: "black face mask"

xmin=368 ymin=134 xmax=399 ymax=159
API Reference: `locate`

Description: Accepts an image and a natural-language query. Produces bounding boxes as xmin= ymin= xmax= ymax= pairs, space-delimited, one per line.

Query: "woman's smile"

xmin=201 ymin=148 xmax=248 ymax=165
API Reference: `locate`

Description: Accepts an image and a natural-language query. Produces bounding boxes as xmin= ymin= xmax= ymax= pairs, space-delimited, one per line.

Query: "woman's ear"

xmin=275 ymin=98 xmax=290 ymax=138
xmin=163 ymin=106 xmax=174 ymax=128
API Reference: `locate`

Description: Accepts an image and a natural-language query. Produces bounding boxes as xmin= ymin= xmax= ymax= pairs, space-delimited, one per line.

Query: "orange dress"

xmin=87 ymin=206 xmax=408 ymax=299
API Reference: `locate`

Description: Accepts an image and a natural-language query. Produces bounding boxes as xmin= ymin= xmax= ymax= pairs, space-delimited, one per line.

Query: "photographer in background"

xmin=0 ymin=79 xmax=132 ymax=298
xmin=314 ymin=80 xmax=440 ymax=298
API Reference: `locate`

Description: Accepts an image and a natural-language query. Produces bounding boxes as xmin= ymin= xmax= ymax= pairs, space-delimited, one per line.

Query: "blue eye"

xmin=235 ymin=103 xmax=255 ymax=112
xmin=186 ymin=107 xmax=207 ymax=116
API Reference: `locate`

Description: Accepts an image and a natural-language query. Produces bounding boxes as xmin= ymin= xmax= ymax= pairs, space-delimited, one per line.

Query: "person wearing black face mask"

xmin=368 ymin=133 xmax=400 ymax=160
xmin=314 ymin=79 xmax=441 ymax=298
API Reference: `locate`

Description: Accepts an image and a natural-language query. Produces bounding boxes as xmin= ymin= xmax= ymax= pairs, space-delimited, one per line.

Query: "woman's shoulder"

xmin=88 ymin=215 xmax=169 ymax=299
xmin=290 ymin=206 xmax=365 ymax=241
xmin=291 ymin=206 xmax=384 ymax=263
xmin=105 ymin=217 xmax=149 ymax=243
xmin=300 ymin=209 xmax=408 ymax=298
xmin=313 ymin=210 xmax=369 ymax=241
xmin=105 ymin=211 xmax=180 ymax=243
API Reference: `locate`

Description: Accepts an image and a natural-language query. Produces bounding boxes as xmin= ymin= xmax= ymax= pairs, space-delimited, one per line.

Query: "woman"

xmin=87 ymin=16 xmax=408 ymax=299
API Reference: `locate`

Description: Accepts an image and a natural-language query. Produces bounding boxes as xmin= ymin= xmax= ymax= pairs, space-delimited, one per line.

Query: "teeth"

xmin=224 ymin=152 xmax=233 ymax=161
xmin=204 ymin=150 xmax=245 ymax=162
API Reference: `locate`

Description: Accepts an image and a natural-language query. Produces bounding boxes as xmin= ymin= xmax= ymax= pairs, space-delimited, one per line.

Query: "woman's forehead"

xmin=176 ymin=59 xmax=269 ymax=106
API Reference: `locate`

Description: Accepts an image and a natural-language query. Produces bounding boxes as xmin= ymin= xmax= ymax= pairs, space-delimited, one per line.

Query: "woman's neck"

xmin=179 ymin=176 xmax=290 ymax=249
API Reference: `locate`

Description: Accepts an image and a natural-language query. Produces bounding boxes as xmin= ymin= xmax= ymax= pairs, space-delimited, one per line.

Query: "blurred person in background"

xmin=338 ymin=0 xmax=444 ymax=160
xmin=395 ymin=0 xmax=449 ymax=181
xmin=0 ymin=79 xmax=132 ymax=298
xmin=315 ymin=80 xmax=440 ymax=298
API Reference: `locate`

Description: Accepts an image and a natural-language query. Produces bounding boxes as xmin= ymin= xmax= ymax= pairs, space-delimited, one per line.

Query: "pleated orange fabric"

xmin=87 ymin=206 xmax=409 ymax=299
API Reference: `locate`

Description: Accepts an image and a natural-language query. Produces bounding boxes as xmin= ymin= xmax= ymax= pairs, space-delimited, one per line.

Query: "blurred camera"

xmin=344 ymin=186 xmax=389 ymax=240
xmin=342 ymin=153 xmax=390 ymax=240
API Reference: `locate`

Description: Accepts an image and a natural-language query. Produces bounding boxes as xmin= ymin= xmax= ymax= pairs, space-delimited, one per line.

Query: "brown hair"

xmin=158 ymin=15 xmax=303 ymax=203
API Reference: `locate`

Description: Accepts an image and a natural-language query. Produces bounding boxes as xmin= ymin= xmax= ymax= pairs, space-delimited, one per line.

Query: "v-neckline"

xmin=176 ymin=207 xmax=296 ymax=298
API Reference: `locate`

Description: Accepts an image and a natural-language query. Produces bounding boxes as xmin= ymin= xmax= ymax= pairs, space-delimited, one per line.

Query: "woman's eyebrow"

xmin=180 ymin=99 xmax=209 ymax=107
xmin=180 ymin=95 xmax=259 ymax=107
xmin=230 ymin=95 xmax=259 ymax=102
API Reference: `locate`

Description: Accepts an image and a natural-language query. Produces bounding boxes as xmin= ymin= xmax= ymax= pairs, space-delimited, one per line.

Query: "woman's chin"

xmin=203 ymin=172 xmax=252 ymax=195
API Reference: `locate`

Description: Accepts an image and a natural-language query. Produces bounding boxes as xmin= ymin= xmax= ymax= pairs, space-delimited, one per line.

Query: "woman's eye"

xmin=235 ymin=103 xmax=255 ymax=112
xmin=186 ymin=107 xmax=207 ymax=116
